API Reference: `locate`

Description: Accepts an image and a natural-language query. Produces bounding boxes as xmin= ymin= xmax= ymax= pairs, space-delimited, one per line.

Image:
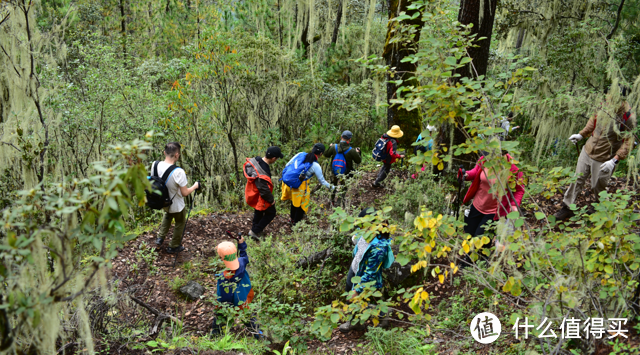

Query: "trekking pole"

xmin=454 ymin=165 xmax=465 ymax=219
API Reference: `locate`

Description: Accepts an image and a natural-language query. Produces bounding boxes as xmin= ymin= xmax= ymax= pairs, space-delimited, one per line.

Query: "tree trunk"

xmin=454 ymin=0 xmax=497 ymax=80
xmin=119 ymin=0 xmax=127 ymax=60
xmin=330 ymin=2 xmax=343 ymax=46
xmin=442 ymin=0 xmax=498 ymax=170
xmin=382 ymin=0 xmax=424 ymax=151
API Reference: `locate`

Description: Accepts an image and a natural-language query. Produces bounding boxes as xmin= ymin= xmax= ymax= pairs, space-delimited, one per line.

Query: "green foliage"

xmin=0 ymin=134 xmax=153 ymax=353
xmin=364 ymin=327 xmax=436 ymax=355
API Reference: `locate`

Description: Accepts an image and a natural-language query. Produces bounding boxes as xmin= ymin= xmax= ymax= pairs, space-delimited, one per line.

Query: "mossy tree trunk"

xmin=442 ymin=0 xmax=498 ymax=169
xmin=382 ymin=0 xmax=424 ymax=151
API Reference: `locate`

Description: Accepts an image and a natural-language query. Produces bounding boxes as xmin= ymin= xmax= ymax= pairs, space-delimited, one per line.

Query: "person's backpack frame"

xmin=146 ymin=161 xmax=180 ymax=210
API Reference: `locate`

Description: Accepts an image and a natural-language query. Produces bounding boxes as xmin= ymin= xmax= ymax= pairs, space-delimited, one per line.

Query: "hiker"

xmin=212 ymin=236 xmax=263 ymax=339
xmin=281 ymin=143 xmax=335 ymax=224
xmin=461 ymin=153 xmax=525 ymax=261
xmin=243 ymin=147 xmax=284 ymax=239
xmin=413 ymin=125 xmax=436 ymax=155
xmin=323 ymin=130 xmax=362 ymax=205
xmin=498 ymin=112 xmax=519 ymax=141
xmin=372 ymin=125 xmax=405 ymax=188
xmin=554 ymin=96 xmax=637 ymax=220
xmin=153 ymin=142 xmax=200 ymax=253
xmin=339 ymin=207 xmax=395 ymax=332
xmin=412 ymin=125 xmax=436 ymax=179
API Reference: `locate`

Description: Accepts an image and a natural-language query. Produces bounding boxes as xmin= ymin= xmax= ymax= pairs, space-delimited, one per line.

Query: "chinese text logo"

xmin=470 ymin=312 xmax=502 ymax=344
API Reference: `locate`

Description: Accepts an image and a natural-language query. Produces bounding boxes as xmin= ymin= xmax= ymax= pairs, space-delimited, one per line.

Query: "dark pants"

xmin=290 ymin=203 xmax=305 ymax=224
xmin=251 ymin=205 xmax=276 ymax=234
xmin=331 ymin=172 xmax=354 ymax=206
xmin=374 ymin=162 xmax=392 ymax=185
xmin=464 ymin=204 xmax=495 ymax=255
xmin=345 ymin=267 xmax=356 ymax=292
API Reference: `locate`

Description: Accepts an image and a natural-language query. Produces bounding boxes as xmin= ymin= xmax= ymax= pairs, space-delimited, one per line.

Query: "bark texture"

xmin=455 ymin=0 xmax=497 ymax=79
xmin=382 ymin=0 xmax=424 ymax=150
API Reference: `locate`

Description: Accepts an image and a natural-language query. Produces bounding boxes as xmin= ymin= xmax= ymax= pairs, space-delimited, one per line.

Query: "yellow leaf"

xmin=424 ymin=245 xmax=432 ymax=253
xmin=421 ymin=291 xmax=429 ymax=300
xmin=463 ymin=243 xmax=470 ymax=253
xmin=438 ymin=274 xmax=445 ymax=284
xmin=449 ymin=111 xmax=456 ymax=118
xmin=438 ymin=162 xmax=444 ymax=171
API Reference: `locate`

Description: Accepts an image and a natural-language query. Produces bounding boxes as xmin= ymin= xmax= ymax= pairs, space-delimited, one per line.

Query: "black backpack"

xmin=146 ymin=161 xmax=180 ymax=210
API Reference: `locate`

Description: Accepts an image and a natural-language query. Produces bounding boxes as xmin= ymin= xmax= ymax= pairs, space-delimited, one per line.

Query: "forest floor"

xmin=106 ymin=170 xmax=640 ymax=354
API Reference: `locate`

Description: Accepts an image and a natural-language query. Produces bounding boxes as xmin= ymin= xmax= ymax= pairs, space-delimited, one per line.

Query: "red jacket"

xmin=243 ymin=158 xmax=273 ymax=211
xmin=382 ymin=134 xmax=403 ymax=163
xmin=463 ymin=155 xmax=525 ymax=220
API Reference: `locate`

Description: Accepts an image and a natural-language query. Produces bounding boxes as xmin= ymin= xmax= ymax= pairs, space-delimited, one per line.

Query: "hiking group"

xmin=144 ymin=90 xmax=635 ymax=337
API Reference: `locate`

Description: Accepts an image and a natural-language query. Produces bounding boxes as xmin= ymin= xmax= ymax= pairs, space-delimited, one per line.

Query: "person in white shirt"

xmin=499 ymin=112 xmax=519 ymax=141
xmin=153 ymin=142 xmax=200 ymax=253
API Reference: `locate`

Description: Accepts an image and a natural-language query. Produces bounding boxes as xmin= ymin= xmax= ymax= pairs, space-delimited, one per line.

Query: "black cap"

xmin=265 ymin=146 xmax=284 ymax=159
xmin=311 ymin=143 xmax=326 ymax=155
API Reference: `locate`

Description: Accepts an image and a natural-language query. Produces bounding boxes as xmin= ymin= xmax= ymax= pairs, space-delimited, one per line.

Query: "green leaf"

xmin=514 ymin=218 xmax=524 ymax=228
xmin=507 ymin=211 xmax=519 ymax=219
xmin=604 ymin=265 xmax=614 ymax=274
xmin=396 ymin=254 xmax=410 ymax=266
xmin=107 ymin=197 xmax=118 ymax=211
xmin=444 ymin=56 xmax=457 ymax=66
xmin=535 ymin=212 xmax=545 ymax=220
xmin=330 ymin=313 xmax=340 ymax=324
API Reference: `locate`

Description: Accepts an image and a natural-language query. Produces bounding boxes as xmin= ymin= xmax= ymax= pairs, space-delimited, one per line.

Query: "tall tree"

xmin=444 ymin=0 xmax=498 ymax=168
xmin=382 ymin=0 xmax=424 ymax=149
xmin=455 ymin=0 xmax=498 ymax=79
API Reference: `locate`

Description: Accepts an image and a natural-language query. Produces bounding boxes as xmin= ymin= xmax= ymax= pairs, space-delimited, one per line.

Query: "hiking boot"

xmin=372 ymin=182 xmax=383 ymax=188
xmin=248 ymin=230 xmax=261 ymax=241
xmin=338 ymin=321 xmax=366 ymax=333
xmin=166 ymin=245 xmax=185 ymax=254
xmin=554 ymin=205 xmax=574 ymax=221
xmin=155 ymin=237 xmax=164 ymax=246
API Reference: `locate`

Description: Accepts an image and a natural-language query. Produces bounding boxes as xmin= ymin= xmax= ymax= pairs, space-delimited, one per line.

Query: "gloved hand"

xmin=568 ymin=133 xmax=583 ymax=144
xmin=457 ymin=168 xmax=466 ymax=180
xmin=196 ymin=181 xmax=203 ymax=191
xmin=599 ymin=159 xmax=616 ymax=174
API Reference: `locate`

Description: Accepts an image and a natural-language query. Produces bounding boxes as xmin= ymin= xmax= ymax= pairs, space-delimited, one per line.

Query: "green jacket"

xmin=324 ymin=141 xmax=362 ymax=175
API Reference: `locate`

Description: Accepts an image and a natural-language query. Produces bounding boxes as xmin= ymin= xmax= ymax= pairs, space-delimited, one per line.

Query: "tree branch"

xmin=607 ymin=0 xmax=626 ymax=40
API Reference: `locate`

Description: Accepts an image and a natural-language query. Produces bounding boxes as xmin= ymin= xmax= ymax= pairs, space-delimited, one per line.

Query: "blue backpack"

xmin=281 ymin=153 xmax=313 ymax=189
xmin=372 ymin=137 xmax=389 ymax=162
xmin=332 ymin=147 xmax=352 ymax=175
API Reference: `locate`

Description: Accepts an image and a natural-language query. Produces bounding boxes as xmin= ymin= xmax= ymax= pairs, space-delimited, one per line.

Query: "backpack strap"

xmin=161 ymin=164 xmax=179 ymax=183
xmin=152 ymin=161 xmax=159 ymax=177
xmin=344 ymin=147 xmax=352 ymax=155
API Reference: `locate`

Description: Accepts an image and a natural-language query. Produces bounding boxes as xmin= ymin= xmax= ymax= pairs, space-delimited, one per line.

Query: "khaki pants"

xmin=158 ymin=208 xmax=187 ymax=248
xmin=563 ymin=147 xmax=614 ymax=206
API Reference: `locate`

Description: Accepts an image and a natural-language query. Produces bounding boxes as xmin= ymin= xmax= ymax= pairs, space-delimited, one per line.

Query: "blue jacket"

xmin=216 ymin=241 xmax=252 ymax=307
xmin=351 ymin=236 xmax=394 ymax=293
xmin=286 ymin=152 xmax=333 ymax=189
